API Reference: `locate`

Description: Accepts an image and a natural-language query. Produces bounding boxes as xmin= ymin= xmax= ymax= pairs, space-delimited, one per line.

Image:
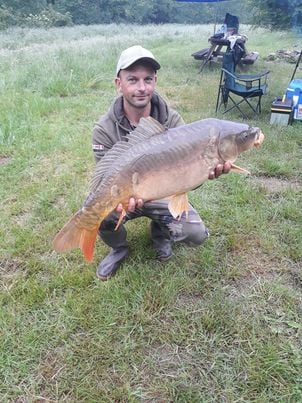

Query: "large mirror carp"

xmin=53 ymin=117 xmax=264 ymax=261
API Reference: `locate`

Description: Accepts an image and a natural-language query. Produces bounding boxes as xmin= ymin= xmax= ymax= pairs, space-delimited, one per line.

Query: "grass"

xmin=0 ymin=24 xmax=302 ymax=401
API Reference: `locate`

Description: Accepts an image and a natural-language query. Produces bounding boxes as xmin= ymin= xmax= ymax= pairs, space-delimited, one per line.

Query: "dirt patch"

xmin=139 ymin=343 xmax=198 ymax=383
xmin=0 ymin=258 xmax=26 ymax=290
xmin=0 ymin=258 xmax=24 ymax=275
xmin=37 ymin=348 xmax=66 ymax=383
xmin=227 ymin=271 xmax=280 ymax=301
xmin=0 ymin=156 xmax=11 ymax=165
xmin=288 ymin=268 xmax=302 ymax=290
xmin=13 ymin=211 xmax=32 ymax=227
xmin=229 ymin=245 xmax=300 ymax=277
xmin=249 ymin=176 xmax=301 ymax=192
xmin=175 ymin=292 xmax=203 ymax=309
xmin=266 ymin=49 xmax=301 ymax=63
xmin=226 ymin=248 xmax=301 ymax=301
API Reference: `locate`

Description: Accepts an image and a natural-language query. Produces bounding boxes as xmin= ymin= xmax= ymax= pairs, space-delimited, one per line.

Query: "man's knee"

xmin=183 ymin=221 xmax=209 ymax=246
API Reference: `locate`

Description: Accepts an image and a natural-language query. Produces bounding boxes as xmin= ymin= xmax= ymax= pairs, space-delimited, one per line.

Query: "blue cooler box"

xmin=286 ymin=79 xmax=302 ymax=120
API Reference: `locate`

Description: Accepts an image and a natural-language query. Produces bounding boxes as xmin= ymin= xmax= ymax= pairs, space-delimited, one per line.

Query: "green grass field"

xmin=0 ymin=24 xmax=301 ymax=401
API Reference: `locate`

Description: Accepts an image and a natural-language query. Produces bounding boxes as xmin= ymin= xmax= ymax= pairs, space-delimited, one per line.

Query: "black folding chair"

xmin=216 ymin=50 xmax=270 ymax=119
xmin=224 ymin=13 xmax=239 ymax=35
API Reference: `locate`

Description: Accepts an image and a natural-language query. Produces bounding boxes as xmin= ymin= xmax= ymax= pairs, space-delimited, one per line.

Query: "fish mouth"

xmin=254 ymin=130 xmax=264 ymax=148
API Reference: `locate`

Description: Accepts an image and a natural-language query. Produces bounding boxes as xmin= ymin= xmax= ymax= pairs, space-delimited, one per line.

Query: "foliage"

xmin=0 ymin=1 xmax=72 ymax=29
xmin=0 ymin=0 xmax=45 ymax=15
xmin=0 ymin=0 xmax=253 ymax=28
xmin=24 ymin=7 xmax=73 ymax=28
xmin=0 ymin=5 xmax=18 ymax=29
xmin=247 ymin=0 xmax=302 ymax=31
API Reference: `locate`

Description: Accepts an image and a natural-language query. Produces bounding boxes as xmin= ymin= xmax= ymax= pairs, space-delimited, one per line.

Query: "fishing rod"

xmin=281 ymin=49 xmax=302 ymax=102
xmin=290 ymin=49 xmax=302 ymax=82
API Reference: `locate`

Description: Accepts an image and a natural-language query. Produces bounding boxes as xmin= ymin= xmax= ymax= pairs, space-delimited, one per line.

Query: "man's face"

xmin=115 ymin=63 xmax=157 ymax=109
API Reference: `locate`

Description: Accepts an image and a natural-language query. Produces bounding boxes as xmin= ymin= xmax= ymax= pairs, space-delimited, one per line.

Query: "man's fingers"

xmin=137 ymin=198 xmax=144 ymax=208
xmin=116 ymin=203 xmax=124 ymax=213
xmin=208 ymin=170 xmax=215 ymax=180
xmin=115 ymin=198 xmax=143 ymax=213
xmin=215 ymin=164 xmax=224 ymax=177
xmin=128 ymin=197 xmax=136 ymax=212
xmin=208 ymin=162 xmax=231 ymax=180
xmin=223 ymin=161 xmax=232 ymax=173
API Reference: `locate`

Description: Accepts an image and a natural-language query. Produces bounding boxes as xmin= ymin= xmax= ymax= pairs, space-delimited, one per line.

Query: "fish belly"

xmin=132 ymin=153 xmax=219 ymax=200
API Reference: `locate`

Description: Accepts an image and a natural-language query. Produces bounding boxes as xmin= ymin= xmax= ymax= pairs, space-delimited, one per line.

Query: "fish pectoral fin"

xmin=168 ymin=193 xmax=189 ymax=220
xmin=114 ymin=207 xmax=127 ymax=230
xmin=230 ymin=163 xmax=251 ymax=175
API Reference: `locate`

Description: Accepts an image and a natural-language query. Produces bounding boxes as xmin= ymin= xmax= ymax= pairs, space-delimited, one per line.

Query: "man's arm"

xmin=92 ymin=123 xmax=115 ymax=164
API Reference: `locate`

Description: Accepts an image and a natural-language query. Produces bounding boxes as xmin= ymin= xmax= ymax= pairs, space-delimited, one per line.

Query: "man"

xmin=92 ymin=45 xmax=230 ymax=281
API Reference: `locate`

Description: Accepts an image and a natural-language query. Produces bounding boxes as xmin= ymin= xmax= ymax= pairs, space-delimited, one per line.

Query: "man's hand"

xmin=208 ymin=161 xmax=231 ymax=180
xmin=116 ymin=197 xmax=144 ymax=213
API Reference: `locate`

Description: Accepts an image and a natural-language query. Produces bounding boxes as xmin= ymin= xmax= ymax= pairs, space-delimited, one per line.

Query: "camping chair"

xmin=215 ymin=50 xmax=270 ymax=119
xmin=224 ymin=13 xmax=239 ymax=35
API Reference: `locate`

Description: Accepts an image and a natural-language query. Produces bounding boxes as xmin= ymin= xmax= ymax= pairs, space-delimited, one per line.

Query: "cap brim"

xmin=117 ymin=57 xmax=161 ymax=76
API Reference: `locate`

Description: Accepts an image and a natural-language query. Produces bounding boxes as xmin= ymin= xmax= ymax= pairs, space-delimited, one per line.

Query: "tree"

xmin=0 ymin=0 xmax=46 ymax=14
xmin=247 ymin=0 xmax=302 ymax=31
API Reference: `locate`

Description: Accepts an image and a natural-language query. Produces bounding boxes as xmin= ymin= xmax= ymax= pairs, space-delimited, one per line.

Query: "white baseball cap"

xmin=116 ymin=45 xmax=161 ymax=76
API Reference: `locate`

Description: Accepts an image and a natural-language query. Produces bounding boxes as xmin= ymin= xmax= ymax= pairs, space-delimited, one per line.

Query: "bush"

xmin=24 ymin=7 xmax=73 ymax=28
xmin=0 ymin=6 xmax=18 ymax=30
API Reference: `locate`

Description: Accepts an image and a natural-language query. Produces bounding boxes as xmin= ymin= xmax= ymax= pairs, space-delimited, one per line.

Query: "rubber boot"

xmin=96 ymin=217 xmax=129 ymax=281
xmin=96 ymin=245 xmax=129 ymax=281
xmin=150 ymin=221 xmax=172 ymax=262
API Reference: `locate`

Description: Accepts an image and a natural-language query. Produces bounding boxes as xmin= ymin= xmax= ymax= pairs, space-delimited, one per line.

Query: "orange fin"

xmin=230 ymin=163 xmax=251 ymax=175
xmin=114 ymin=208 xmax=127 ymax=230
xmin=53 ymin=212 xmax=99 ymax=262
xmin=168 ymin=193 xmax=189 ymax=219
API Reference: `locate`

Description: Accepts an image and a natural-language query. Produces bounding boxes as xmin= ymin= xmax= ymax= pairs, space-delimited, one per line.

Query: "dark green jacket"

xmin=92 ymin=92 xmax=184 ymax=163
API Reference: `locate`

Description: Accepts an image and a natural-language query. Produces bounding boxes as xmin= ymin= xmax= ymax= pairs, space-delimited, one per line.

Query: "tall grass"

xmin=0 ymin=24 xmax=301 ymax=401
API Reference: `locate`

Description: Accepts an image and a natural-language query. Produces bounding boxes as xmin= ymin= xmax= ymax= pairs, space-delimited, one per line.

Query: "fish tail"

xmin=53 ymin=212 xmax=99 ymax=262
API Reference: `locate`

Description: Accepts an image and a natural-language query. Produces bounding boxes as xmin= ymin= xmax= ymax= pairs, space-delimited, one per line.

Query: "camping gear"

xmin=270 ymin=49 xmax=302 ymax=124
xmin=216 ymin=50 xmax=270 ymax=119
xmin=176 ymin=0 xmax=259 ymax=71
xmin=285 ymin=49 xmax=302 ymax=120
xmin=270 ymin=98 xmax=293 ymax=126
xmin=286 ymin=79 xmax=302 ymax=120
xmin=192 ymin=25 xmax=249 ymax=72
xmin=190 ymin=12 xmax=259 ymax=72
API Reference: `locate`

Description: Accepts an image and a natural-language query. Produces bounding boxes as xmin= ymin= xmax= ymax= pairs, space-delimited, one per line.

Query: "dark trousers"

xmin=99 ymin=199 xmax=208 ymax=250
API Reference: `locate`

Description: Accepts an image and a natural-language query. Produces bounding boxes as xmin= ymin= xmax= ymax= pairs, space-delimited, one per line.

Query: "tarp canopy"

xmin=175 ymin=0 xmax=228 ymax=2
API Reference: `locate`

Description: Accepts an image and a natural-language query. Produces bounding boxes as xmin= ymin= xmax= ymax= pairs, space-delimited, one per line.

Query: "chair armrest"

xmin=236 ymin=71 xmax=270 ymax=81
xmin=222 ymin=68 xmax=238 ymax=79
xmin=222 ymin=69 xmax=270 ymax=82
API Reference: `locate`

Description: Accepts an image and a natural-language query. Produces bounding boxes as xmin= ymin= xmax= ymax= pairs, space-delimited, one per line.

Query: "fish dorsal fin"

xmin=90 ymin=117 xmax=165 ymax=193
xmin=90 ymin=141 xmax=131 ymax=192
xmin=127 ymin=116 xmax=165 ymax=146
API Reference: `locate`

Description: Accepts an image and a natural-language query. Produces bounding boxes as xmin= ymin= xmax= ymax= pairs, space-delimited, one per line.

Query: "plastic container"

xmin=286 ymin=79 xmax=302 ymax=120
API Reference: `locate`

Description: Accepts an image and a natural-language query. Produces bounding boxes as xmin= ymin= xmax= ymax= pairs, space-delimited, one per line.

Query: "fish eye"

xmin=239 ymin=131 xmax=248 ymax=140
